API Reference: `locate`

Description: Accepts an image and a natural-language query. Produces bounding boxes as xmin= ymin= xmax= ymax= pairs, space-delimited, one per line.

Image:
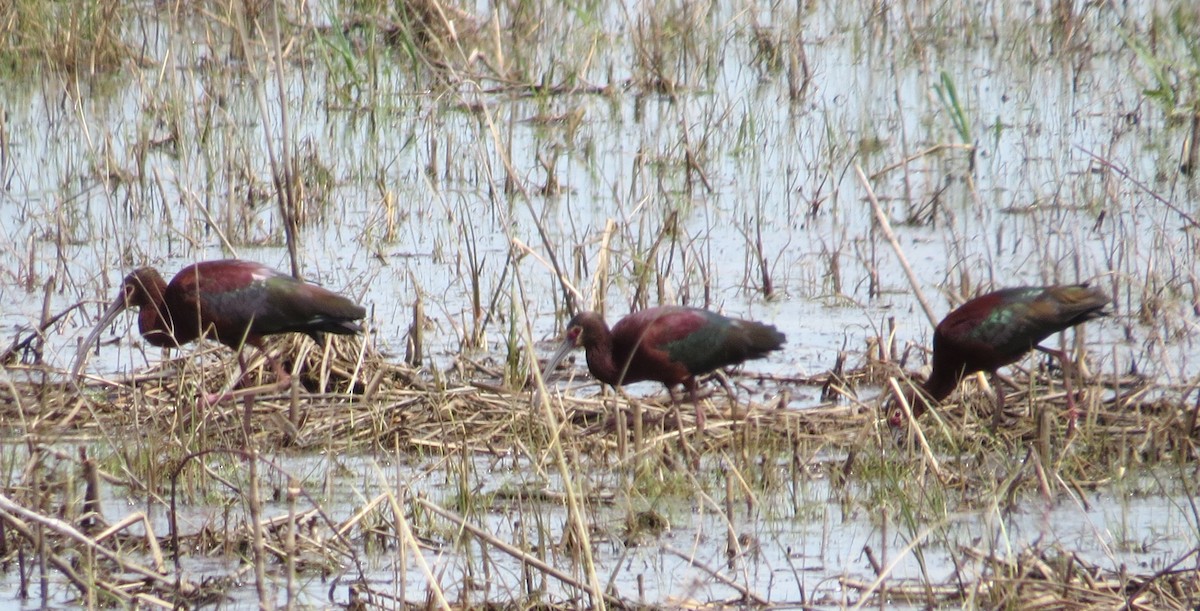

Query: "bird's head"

xmin=563 ymin=311 xmax=608 ymax=346
xmin=71 ymin=267 xmax=168 ymax=378
xmin=562 ymin=319 xmax=586 ymax=347
xmin=540 ymin=311 xmax=605 ymax=381
xmin=117 ymin=268 xmax=165 ymax=310
xmin=882 ymin=382 xmax=930 ymax=430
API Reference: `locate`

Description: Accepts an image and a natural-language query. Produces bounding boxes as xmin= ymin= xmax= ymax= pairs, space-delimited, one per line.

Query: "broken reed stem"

xmin=171 ymin=169 xmax=236 ymax=254
xmin=407 ymin=282 xmax=424 ymax=366
xmin=0 ymin=491 xmax=188 ymax=596
xmin=846 ymin=523 xmax=941 ymax=611
xmin=868 ymin=143 xmax=974 ymax=181
xmin=93 ymin=512 xmax=166 ymax=574
xmin=534 ymin=393 xmax=605 ymax=604
xmin=80 ymin=448 xmax=101 ymax=532
xmin=1077 ymin=145 xmax=1200 ymax=231
xmin=663 ymin=545 xmax=767 ymax=605
xmin=886 ymin=378 xmax=944 ymax=483
xmin=592 ymin=218 xmax=616 ymax=316
xmin=268 ymin=2 xmax=300 ymax=278
xmin=383 ymin=491 xmax=451 ymax=610
xmin=231 ymin=0 xmax=300 ymax=276
xmin=516 ymin=269 xmax=606 ymax=609
xmin=856 ymin=164 xmax=938 ymax=327
xmin=244 ymin=398 xmax=271 ymax=610
xmin=724 ymin=470 xmax=736 ymax=570
xmin=415 ymin=497 xmax=597 ymax=597
xmin=467 ymin=84 xmax=579 ymax=314
xmin=285 ymin=477 xmax=298 ymax=609
xmin=511 ymin=238 xmax=584 ymax=308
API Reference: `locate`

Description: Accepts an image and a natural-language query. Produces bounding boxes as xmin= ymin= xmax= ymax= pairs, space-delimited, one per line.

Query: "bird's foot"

xmin=1062 ymin=368 xmax=1081 ymax=437
xmin=199 ymin=374 xmax=293 ymax=407
xmin=693 ymin=403 xmax=707 ymax=435
xmin=200 ymin=391 xmax=231 ymax=407
xmin=1064 ymin=394 xmax=1080 ymax=437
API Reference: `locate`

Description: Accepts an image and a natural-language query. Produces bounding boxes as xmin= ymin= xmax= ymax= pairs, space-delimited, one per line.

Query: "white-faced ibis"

xmin=72 ymin=259 xmax=366 ymax=401
xmin=542 ymin=306 xmax=786 ymax=431
xmin=886 ymin=284 xmax=1109 ymax=430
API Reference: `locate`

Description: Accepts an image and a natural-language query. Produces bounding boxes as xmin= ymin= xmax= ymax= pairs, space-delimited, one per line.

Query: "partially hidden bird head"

xmin=882 ymin=382 xmax=930 ymax=429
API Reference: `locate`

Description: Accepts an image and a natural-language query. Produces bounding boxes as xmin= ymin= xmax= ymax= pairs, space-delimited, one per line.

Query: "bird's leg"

xmin=663 ymin=386 xmax=684 ymax=429
xmin=201 ymin=345 xmax=294 ymax=407
xmin=230 ymin=343 xmax=293 ymax=391
xmin=1036 ymin=345 xmax=1079 ymax=434
xmin=990 ymin=377 xmax=1007 ymax=431
xmin=199 ymin=348 xmax=249 ymax=407
xmin=258 ymin=346 xmax=293 ymax=391
xmin=713 ymin=370 xmax=738 ymax=416
xmin=685 ymin=379 xmax=706 ymax=435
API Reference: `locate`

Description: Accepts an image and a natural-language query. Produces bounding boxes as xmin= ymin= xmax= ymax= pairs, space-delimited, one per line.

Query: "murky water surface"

xmin=1 ymin=0 xmax=1198 ymax=607
xmin=0 ymin=446 xmax=1194 ymax=608
xmin=2 ymin=2 xmax=1196 ymax=387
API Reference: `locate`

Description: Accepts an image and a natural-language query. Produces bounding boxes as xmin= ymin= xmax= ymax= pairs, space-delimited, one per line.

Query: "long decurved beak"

xmin=540 ymin=335 xmax=578 ymax=382
xmin=71 ymin=295 xmax=129 ymax=379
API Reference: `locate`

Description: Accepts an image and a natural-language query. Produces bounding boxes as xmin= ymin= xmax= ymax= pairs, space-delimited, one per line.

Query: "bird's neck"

xmin=137 ymin=279 xmax=179 ymax=348
xmin=582 ymin=327 xmax=626 ymax=386
xmin=921 ymin=369 xmax=961 ymax=406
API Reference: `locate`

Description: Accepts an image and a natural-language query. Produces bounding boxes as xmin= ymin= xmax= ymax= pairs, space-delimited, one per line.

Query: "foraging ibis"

xmin=72 ymin=259 xmax=366 ymax=400
xmin=886 ymin=284 xmax=1109 ymax=429
xmin=542 ymin=306 xmax=786 ymax=430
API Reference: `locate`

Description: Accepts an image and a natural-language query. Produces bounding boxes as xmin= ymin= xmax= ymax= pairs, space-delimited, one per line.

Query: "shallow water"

xmin=0 ymin=0 xmax=1198 ymax=607
xmin=1 ymin=2 xmax=1195 ymax=393
xmin=2 ymin=445 xmax=1192 ymax=608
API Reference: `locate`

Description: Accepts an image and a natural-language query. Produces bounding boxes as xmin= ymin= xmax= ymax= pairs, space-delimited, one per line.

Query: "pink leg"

xmin=685 ymin=379 xmax=705 ymax=434
xmin=990 ymin=377 xmax=1007 ymax=430
xmin=257 ymin=348 xmax=293 ymax=390
xmin=202 ymin=345 xmax=293 ymax=406
xmin=200 ymin=350 xmax=246 ymax=407
xmin=1035 ymin=345 xmax=1079 ymax=433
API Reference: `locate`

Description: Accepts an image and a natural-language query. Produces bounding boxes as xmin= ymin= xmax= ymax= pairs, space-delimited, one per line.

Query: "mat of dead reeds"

xmin=0 ymin=333 xmax=1195 ymax=608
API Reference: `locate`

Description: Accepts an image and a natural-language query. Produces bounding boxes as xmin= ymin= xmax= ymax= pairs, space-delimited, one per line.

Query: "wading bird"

xmin=886 ymin=284 xmax=1109 ymax=430
xmin=73 ymin=259 xmax=366 ymax=403
xmin=542 ymin=306 xmax=786 ymax=431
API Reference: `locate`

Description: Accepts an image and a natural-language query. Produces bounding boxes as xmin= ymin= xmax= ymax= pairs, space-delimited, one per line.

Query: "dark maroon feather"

xmin=73 ymin=259 xmax=366 ymax=380
xmin=887 ymin=284 xmax=1108 ymax=427
xmin=543 ymin=306 xmax=785 ymax=430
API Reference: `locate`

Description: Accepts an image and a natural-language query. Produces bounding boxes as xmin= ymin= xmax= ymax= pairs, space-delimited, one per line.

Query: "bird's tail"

xmin=742 ymin=322 xmax=787 ymax=358
xmin=1052 ymin=283 xmax=1110 ymax=325
xmin=305 ymin=319 xmax=364 ymax=345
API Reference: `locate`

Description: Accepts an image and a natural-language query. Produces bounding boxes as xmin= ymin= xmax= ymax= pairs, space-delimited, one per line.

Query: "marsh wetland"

xmin=1 ymin=0 xmax=1200 ymax=608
